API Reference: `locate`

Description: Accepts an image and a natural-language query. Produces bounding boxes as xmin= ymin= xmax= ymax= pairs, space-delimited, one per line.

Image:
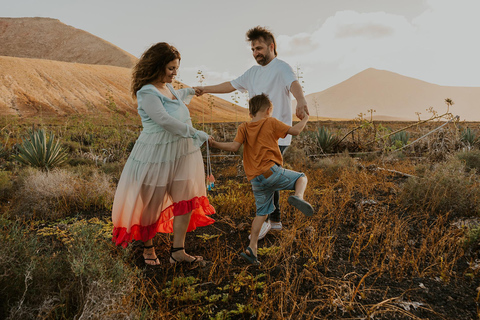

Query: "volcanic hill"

xmin=0 ymin=17 xmax=248 ymax=122
xmin=295 ymin=68 xmax=480 ymax=121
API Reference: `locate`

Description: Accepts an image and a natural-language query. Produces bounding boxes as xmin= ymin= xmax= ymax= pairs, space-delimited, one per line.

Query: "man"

xmin=194 ymin=26 xmax=309 ymax=240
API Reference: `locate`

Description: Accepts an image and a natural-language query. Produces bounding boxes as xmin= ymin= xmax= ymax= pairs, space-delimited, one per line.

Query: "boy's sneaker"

xmin=248 ymin=220 xmax=271 ymax=240
xmin=270 ymin=221 xmax=282 ymax=230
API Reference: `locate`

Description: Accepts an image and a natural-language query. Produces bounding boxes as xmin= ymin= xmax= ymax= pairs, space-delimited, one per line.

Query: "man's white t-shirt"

xmin=230 ymin=58 xmax=297 ymax=146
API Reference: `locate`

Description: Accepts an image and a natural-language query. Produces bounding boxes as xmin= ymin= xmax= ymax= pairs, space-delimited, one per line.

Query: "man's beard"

xmin=256 ymin=52 xmax=271 ymax=66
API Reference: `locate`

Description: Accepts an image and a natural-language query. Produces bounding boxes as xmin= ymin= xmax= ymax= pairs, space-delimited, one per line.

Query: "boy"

xmin=209 ymin=93 xmax=313 ymax=264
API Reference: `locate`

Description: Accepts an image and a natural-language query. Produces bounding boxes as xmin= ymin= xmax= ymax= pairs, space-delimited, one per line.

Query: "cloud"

xmin=335 ymin=23 xmax=394 ymax=39
xmin=278 ymin=10 xmax=415 ymax=66
xmin=179 ymin=65 xmax=236 ymax=87
xmin=276 ymin=1 xmax=480 ymax=94
xmin=276 ymin=33 xmax=318 ymax=56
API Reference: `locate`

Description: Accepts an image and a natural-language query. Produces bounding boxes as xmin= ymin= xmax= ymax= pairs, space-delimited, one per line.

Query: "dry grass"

xmin=399 ymin=156 xmax=480 ymax=217
xmin=1 ymin=119 xmax=479 ymax=319
xmin=13 ymin=167 xmax=114 ymax=219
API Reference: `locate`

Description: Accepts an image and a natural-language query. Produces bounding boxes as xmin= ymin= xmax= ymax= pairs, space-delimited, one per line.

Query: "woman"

xmin=112 ymin=42 xmax=215 ymax=266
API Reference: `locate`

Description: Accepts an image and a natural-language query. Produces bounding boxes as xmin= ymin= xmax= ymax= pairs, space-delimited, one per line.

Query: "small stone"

xmin=305 ymin=226 xmax=315 ymax=234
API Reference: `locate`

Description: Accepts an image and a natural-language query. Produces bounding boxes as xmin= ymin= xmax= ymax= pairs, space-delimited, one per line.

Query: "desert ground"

xmin=1 ymin=112 xmax=480 ymax=319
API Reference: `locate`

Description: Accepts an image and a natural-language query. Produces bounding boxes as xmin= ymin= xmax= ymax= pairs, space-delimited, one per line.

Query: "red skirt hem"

xmin=112 ymin=196 xmax=215 ymax=248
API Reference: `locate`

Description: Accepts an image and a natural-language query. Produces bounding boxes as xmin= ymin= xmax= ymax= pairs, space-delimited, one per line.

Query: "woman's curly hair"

xmin=131 ymin=42 xmax=181 ymax=98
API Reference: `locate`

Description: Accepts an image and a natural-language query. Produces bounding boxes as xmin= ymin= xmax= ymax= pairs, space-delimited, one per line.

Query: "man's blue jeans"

xmin=270 ymin=145 xmax=288 ymax=222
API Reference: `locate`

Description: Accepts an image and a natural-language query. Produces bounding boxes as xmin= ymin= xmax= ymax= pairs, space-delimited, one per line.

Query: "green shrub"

xmin=0 ymin=144 xmax=7 ymax=160
xmin=0 ymin=217 xmax=63 ymax=320
xmin=464 ymin=225 xmax=480 ymax=248
xmin=0 ymin=171 xmax=13 ymax=200
xmin=14 ymin=129 xmax=68 ymax=171
xmin=398 ymin=157 xmax=480 ymax=217
xmin=61 ymin=140 xmax=82 ymax=153
xmin=208 ymin=180 xmax=256 ymax=218
xmin=456 ymin=150 xmax=480 ymax=172
xmin=67 ymin=157 xmax=96 ymax=167
xmin=0 ymin=217 xmax=138 ymax=319
xmin=312 ymin=152 xmax=356 ymax=179
xmin=283 ymin=145 xmax=307 ymax=166
xmin=99 ymin=161 xmax=125 ymax=181
xmin=69 ymin=132 xmax=95 ymax=146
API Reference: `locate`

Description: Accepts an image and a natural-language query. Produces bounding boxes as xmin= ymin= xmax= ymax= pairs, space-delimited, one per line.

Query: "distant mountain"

xmin=0 ymin=17 xmax=248 ymax=122
xmin=0 ymin=17 xmax=137 ymax=68
xmin=0 ymin=55 xmax=135 ymax=116
xmin=0 ymin=56 xmax=248 ymax=122
xmin=295 ymin=68 xmax=480 ymax=121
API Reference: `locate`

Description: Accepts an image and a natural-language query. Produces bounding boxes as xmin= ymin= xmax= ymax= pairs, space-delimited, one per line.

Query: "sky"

xmin=2 ymin=0 xmax=480 ymax=107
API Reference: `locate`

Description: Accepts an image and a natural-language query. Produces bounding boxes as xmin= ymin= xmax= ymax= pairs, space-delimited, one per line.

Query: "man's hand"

xmin=290 ymin=81 xmax=310 ymax=119
xmin=193 ymin=86 xmax=205 ymax=96
xmin=295 ymin=98 xmax=310 ymax=120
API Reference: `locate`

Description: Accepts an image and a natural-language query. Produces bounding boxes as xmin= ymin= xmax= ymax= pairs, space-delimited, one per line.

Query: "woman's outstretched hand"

xmin=196 ymin=130 xmax=209 ymax=143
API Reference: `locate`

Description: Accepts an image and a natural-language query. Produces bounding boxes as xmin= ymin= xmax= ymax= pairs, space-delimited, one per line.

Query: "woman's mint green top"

xmin=136 ymin=84 xmax=200 ymax=140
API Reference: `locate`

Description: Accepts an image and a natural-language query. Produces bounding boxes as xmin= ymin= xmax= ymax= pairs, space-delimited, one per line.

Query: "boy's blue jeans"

xmin=250 ymin=163 xmax=305 ymax=216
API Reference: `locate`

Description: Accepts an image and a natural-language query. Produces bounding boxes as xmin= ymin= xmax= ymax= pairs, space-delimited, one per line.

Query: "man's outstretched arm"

xmin=194 ymin=82 xmax=236 ymax=96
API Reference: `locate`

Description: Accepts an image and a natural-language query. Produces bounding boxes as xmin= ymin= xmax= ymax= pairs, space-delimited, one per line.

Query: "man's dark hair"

xmin=249 ymin=93 xmax=272 ymax=116
xmin=246 ymin=26 xmax=277 ymax=56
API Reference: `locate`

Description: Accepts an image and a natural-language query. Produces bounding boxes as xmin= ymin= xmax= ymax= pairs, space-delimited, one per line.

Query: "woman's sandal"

xmin=143 ymin=245 xmax=160 ymax=266
xmin=170 ymin=247 xmax=206 ymax=267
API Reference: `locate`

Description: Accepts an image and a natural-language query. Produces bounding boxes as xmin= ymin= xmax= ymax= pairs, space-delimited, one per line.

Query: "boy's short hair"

xmin=246 ymin=26 xmax=277 ymax=56
xmin=249 ymin=93 xmax=272 ymax=116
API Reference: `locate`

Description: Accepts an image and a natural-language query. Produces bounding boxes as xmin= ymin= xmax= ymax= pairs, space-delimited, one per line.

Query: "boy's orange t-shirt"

xmin=234 ymin=117 xmax=291 ymax=180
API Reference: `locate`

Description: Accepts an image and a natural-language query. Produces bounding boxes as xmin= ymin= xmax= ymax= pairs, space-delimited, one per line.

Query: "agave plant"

xmin=315 ymin=126 xmax=339 ymax=153
xmin=14 ymin=129 xmax=68 ymax=170
xmin=461 ymin=128 xmax=478 ymax=147
xmin=390 ymin=131 xmax=410 ymax=149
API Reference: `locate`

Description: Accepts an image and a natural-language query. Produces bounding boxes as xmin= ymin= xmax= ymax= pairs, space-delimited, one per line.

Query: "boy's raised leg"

xmin=294 ymin=176 xmax=308 ymax=199
xmin=288 ymin=176 xmax=314 ymax=216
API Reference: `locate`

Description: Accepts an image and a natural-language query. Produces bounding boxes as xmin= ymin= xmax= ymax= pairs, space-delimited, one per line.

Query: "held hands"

xmin=208 ymin=135 xmax=216 ymax=147
xmin=193 ymin=86 xmax=205 ymax=96
xmin=195 ymin=131 xmax=217 ymax=147
xmin=295 ymin=99 xmax=310 ymax=120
